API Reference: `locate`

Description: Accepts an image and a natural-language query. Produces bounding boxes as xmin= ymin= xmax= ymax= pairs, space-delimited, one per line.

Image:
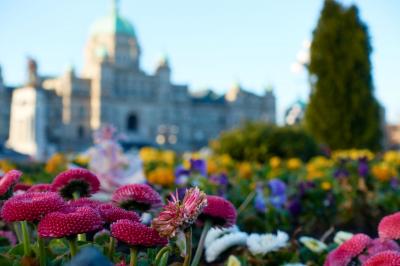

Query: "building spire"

xmin=111 ymin=0 xmax=120 ymax=15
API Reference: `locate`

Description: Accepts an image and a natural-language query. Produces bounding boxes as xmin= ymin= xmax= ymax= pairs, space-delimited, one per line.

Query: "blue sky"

xmin=0 ymin=0 xmax=399 ymax=123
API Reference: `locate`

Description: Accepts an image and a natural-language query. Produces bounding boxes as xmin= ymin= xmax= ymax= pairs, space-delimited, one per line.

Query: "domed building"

xmin=4 ymin=1 xmax=276 ymax=158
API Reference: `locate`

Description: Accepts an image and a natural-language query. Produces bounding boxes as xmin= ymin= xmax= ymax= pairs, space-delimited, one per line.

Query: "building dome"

xmin=90 ymin=1 xmax=136 ymax=38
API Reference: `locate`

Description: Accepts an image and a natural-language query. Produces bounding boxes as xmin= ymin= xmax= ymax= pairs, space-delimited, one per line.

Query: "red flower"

xmin=1 ymin=192 xmax=66 ymax=222
xmin=379 ymin=212 xmax=400 ymax=240
xmin=98 ymin=203 xmax=140 ymax=224
xmin=199 ymin=195 xmax=237 ymax=227
xmin=68 ymin=198 xmax=103 ymax=210
xmin=38 ymin=206 xmax=103 ymax=238
xmin=0 ymin=170 xmax=22 ymax=199
xmin=359 ymin=238 xmax=400 ymax=263
xmin=324 ymin=234 xmax=372 ymax=266
xmin=112 ymin=184 xmax=162 ymax=212
xmin=52 ymin=168 xmax=100 ymax=199
xmin=363 ymin=251 xmax=400 ymax=266
xmin=111 ymin=219 xmax=167 ymax=247
xmin=27 ymin=184 xmax=52 ymax=193
xmin=152 ymin=187 xmax=207 ymax=238
xmin=13 ymin=183 xmax=31 ymax=192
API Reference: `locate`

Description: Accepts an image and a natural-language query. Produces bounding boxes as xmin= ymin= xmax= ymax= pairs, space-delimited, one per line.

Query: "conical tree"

xmin=305 ymin=0 xmax=382 ymax=150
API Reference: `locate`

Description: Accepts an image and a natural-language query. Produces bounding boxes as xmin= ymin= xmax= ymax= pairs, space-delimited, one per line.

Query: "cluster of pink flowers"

xmin=0 ymin=168 xmax=238 ymax=265
xmin=325 ymin=211 xmax=400 ymax=265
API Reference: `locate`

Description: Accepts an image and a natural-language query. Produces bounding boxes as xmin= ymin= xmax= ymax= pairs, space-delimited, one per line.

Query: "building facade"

xmin=2 ymin=1 xmax=276 ymax=158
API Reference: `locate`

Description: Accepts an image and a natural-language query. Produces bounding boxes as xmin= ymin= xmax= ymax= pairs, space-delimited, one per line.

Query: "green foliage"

xmin=305 ymin=0 xmax=382 ymax=150
xmin=212 ymin=122 xmax=318 ymax=162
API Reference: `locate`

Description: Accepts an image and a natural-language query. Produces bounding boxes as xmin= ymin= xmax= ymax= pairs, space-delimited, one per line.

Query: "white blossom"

xmin=246 ymin=231 xmax=289 ymax=256
xmin=205 ymin=231 xmax=248 ymax=262
xmin=299 ymin=236 xmax=327 ymax=253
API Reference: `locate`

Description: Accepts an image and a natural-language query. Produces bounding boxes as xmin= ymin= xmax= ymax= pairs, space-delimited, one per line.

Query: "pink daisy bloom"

xmin=378 ymin=212 xmax=400 ymax=240
xmin=1 ymin=192 xmax=66 ymax=222
xmin=13 ymin=183 xmax=31 ymax=192
xmin=359 ymin=238 xmax=400 ymax=263
xmin=199 ymin=195 xmax=237 ymax=227
xmin=68 ymin=198 xmax=103 ymax=210
xmin=52 ymin=168 xmax=100 ymax=199
xmin=152 ymin=187 xmax=207 ymax=238
xmin=363 ymin=251 xmax=400 ymax=266
xmin=27 ymin=184 xmax=52 ymax=193
xmin=0 ymin=230 xmax=17 ymax=245
xmin=98 ymin=203 xmax=140 ymax=225
xmin=0 ymin=170 xmax=22 ymax=200
xmin=38 ymin=206 xmax=103 ymax=238
xmin=324 ymin=233 xmax=372 ymax=266
xmin=112 ymin=184 xmax=162 ymax=212
xmin=111 ymin=219 xmax=167 ymax=247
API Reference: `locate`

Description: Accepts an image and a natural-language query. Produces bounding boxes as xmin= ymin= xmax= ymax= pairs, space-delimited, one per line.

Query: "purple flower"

xmin=358 ymin=157 xmax=369 ymax=177
xmin=190 ymin=159 xmax=207 ymax=176
xmin=254 ymin=188 xmax=267 ymax=213
xmin=175 ymin=166 xmax=190 ymax=185
xmin=288 ymin=197 xmax=302 ymax=216
xmin=268 ymin=179 xmax=287 ymax=209
xmin=390 ymin=178 xmax=399 ymax=189
xmin=334 ymin=160 xmax=349 ymax=179
xmin=298 ymin=181 xmax=315 ymax=195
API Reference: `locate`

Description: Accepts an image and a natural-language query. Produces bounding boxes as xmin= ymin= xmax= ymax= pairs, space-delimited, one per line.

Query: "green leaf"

xmin=8 ymin=243 xmax=24 ymax=257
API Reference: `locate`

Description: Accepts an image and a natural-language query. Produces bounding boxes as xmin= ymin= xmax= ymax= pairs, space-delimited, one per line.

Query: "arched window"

xmin=78 ymin=125 xmax=85 ymax=138
xmin=127 ymin=113 xmax=138 ymax=132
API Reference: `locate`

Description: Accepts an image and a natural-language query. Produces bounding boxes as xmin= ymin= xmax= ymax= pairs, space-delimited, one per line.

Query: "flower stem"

xmin=183 ymin=228 xmax=192 ymax=266
xmin=237 ymin=190 xmax=256 ymax=215
xmin=130 ymin=247 xmax=138 ymax=266
xmin=20 ymin=221 xmax=31 ymax=257
xmin=191 ymin=220 xmax=212 ymax=266
xmin=13 ymin=223 xmax=22 ymax=243
xmin=77 ymin=233 xmax=86 ymax=242
xmin=38 ymin=236 xmax=46 ymax=266
xmin=154 ymin=246 xmax=171 ymax=265
xmin=107 ymin=237 xmax=116 ymax=259
xmin=68 ymin=237 xmax=78 ymax=258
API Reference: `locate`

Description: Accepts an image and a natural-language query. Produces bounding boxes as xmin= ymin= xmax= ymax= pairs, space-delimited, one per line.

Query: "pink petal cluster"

xmin=38 ymin=206 xmax=103 ymax=238
xmin=359 ymin=238 xmax=400 ymax=263
xmin=1 ymin=192 xmax=66 ymax=222
xmin=68 ymin=198 xmax=103 ymax=210
xmin=27 ymin=184 xmax=52 ymax=193
xmin=52 ymin=168 xmax=100 ymax=199
xmin=98 ymin=203 xmax=140 ymax=224
xmin=363 ymin=251 xmax=400 ymax=266
xmin=0 ymin=170 xmax=22 ymax=198
xmin=112 ymin=184 xmax=162 ymax=211
xmin=152 ymin=187 xmax=207 ymax=238
xmin=378 ymin=212 xmax=400 ymax=240
xmin=324 ymin=233 xmax=371 ymax=266
xmin=111 ymin=219 xmax=167 ymax=247
xmin=13 ymin=183 xmax=31 ymax=192
xmin=199 ymin=195 xmax=237 ymax=227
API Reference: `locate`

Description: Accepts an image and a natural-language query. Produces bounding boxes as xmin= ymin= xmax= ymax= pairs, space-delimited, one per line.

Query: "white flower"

xmin=333 ymin=231 xmax=353 ymax=245
xmin=247 ymin=231 xmax=289 ymax=256
xmin=299 ymin=236 xmax=327 ymax=253
xmin=205 ymin=231 xmax=248 ymax=262
xmin=204 ymin=226 xmax=239 ymax=248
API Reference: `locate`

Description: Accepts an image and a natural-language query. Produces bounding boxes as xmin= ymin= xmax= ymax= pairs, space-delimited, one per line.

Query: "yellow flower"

xmin=161 ymin=150 xmax=175 ymax=165
xmin=287 ymin=158 xmax=302 ymax=170
xmin=384 ymin=151 xmax=400 ymax=165
xmin=227 ymin=255 xmax=241 ymax=266
xmin=321 ymin=181 xmax=332 ymax=191
xmin=139 ymin=147 xmax=159 ymax=162
xmin=269 ymin=156 xmax=281 ymax=169
xmin=306 ymin=156 xmax=333 ymax=180
xmin=219 ymin=154 xmax=233 ymax=167
xmin=207 ymin=160 xmax=219 ymax=175
xmin=332 ymin=149 xmax=374 ymax=161
xmin=238 ymin=162 xmax=252 ymax=179
xmin=0 ymin=160 xmax=16 ymax=173
xmin=372 ymin=163 xmax=396 ymax=182
xmin=146 ymin=167 xmax=175 ymax=186
xmin=45 ymin=153 xmax=67 ymax=174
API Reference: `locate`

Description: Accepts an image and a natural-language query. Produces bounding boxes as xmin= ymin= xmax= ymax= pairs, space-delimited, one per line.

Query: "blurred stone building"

xmin=2 ymin=1 xmax=275 ymax=159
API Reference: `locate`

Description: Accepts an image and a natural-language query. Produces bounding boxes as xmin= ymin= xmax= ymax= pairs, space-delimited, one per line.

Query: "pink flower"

xmin=199 ymin=195 xmax=237 ymax=227
xmin=0 ymin=230 xmax=17 ymax=245
xmin=0 ymin=170 xmax=22 ymax=199
xmin=27 ymin=184 xmax=52 ymax=193
xmin=363 ymin=251 xmax=400 ymax=266
xmin=68 ymin=198 xmax=103 ymax=210
xmin=13 ymin=183 xmax=31 ymax=192
xmin=378 ymin=212 xmax=400 ymax=240
xmin=111 ymin=219 xmax=167 ymax=247
xmin=98 ymin=203 xmax=140 ymax=225
xmin=324 ymin=233 xmax=372 ymax=266
xmin=152 ymin=187 xmax=207 ymax=238
xmin=38 ymin=206 xmax=103 ymax=238
xmin=112 ymin=184 xmax=162 ymax=212
xmin=359 ymin=238 xmax=400 ymax=263
xmin=52 ymin=168 xmax=100 ymax=199
xmin=1 ymin=192 xmax=66 ymax=222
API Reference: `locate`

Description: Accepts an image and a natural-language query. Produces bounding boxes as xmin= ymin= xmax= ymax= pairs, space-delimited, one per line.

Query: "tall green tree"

xmin=305 ymin=0 xmax=382 ymax=150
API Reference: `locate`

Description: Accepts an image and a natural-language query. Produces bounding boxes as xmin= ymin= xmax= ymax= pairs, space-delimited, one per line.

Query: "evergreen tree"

xmin=305 ymin=0 xmax=382 ymax=150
